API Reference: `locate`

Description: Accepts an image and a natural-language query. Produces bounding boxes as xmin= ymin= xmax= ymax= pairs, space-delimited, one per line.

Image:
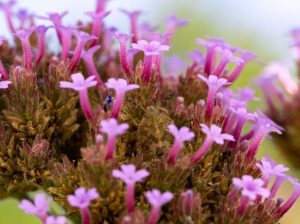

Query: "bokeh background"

xmin=0 ymin=0 xmax=300 ymax=223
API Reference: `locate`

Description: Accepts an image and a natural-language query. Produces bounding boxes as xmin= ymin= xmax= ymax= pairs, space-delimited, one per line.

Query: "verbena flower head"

xmin=256 ymin=159 xmax=289 ymax=180
xmin=168 ymin=124 xmax=194 ymax=143
xmin=60 ymin=73 xmax=97 ymax=91
xmin=145 ymin=189 xmax=174 ymax=207
xmin=200 ymin=124 xmax=234 ymax=144
xmin=99 ymin=118 xmax=129 ymax=136
xmin=233 ymin=175 xmax=270 ymax=201
xmin=67 ymin=187 xmax=99 ymax=209
xmin=112 ymin=164 xmax=149 ymax=184
xmin=19 ymin=193 xmax=52 ymax=218
xmin=46 ymin=216 xmax=67 ymax=224
xmin=105 ymin=78 xmax=139 ymax=95
xmin=198 ymin=74 xmax=229 ymax=90
xmin=132 ymin=40 xmax=170 ymax=56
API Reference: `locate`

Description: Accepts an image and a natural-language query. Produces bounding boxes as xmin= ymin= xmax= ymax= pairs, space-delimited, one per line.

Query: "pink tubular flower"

xmin=60 ymin=73 xmax=97 ymax=124
xmin=105 ymin=78 xmax=140 ymax=119
xmin=166 ymin=15 xmax=189 ymax=34
xmin=121 ymin=9 xmax=142 ymax=43
xmin=34 ymin=25 xmax=51 ymax=65
xmin=0 ymin=0 xmax=16 ymax=33
xmin=145 ymin=189 xmax=174 ymax=224
xmin=246 ymin=113 xmax=283 ymax=158
xmin=278 ymin=178 xmax=300 ymax=217
xmin=19 ymin=193 xmax=52 ymax=223
xmin=132 ymin=40 xmax=170 ymax=82
xmin=46 ymin=216 xmax=67 ymax=224
xmin=96 ymin=0 xmax=108 ymax=13
xmin=191 ymin=124 xmax=234 ymax=164
xmin=81 ymin=45 xmax=102 ymax=85
xmin=99 ymin=118 xmax=129 ymax=160
xmin=67 ymin=187 xmax=99 ymax=224
xmin=233 ymin=175 xmax=270 ymax=214
xmin=256 ymin=157 xmax=289 ymax=189
xmin=14 ymin=27 xmax=35 ymax=69
xmin=167 ymin=124 xmax=194 ymax=165
xmin=112 ymin=164 xmax=149 ymax=214
xmin=115 ymin=32 xmax=132 ymax=77
xmin=69 ymin=31 xmax=97 ymax=72
xmin=85 ymin=11 xmax=110 ymax=46
xmin=38 ymin=11 xmax=68 ymax=43
xmin=198 ymin=75 xmax=229 ymax=121
xmin=59 ymin=26 xmax=74 ymax=61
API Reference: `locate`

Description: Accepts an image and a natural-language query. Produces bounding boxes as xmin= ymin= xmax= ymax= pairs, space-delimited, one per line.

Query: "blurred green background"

xmin=0 ymin=0 xmax=300 ymax=223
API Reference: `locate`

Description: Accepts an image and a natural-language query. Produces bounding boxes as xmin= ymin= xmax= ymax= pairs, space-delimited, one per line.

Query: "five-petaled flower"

xmin=100 ymin=118 xmax=129 ymax=160
xmin=113 ymin=164 xmax=149 ymax=213
xmin=60 ymin=72 xmax=97 ymax=124
xmin=145 ymin=189 xmax=174 ymax=224
xmin=191 ymin=124 xmax=234 ymax=164
xmin=105 ymin=78 xmax=139 ymax=119
xmin=167 ymin=124 xmax=194 ymax=165
xmin=19 ymin=193 xmax=52 ymax=222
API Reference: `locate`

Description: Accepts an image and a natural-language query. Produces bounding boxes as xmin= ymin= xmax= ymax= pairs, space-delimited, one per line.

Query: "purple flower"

xmin=0 ymin=74 xmax=12 ymax=89
xmin=145 ymin=189 xmax=173 ymax=224
xmin=67 ymin=187 xmax=99 ymax=224
xmin=198 ymin=75 xmax=230 ymax=120
xmin=256 ymin=159 xmax=288 ymax=181
xmin=46 ymin=216 xmax=67 ymax=224
xmin=132 ymin=40 xmax=170 ymax=82
xmin=34 ymin=25 xmax=51 ymax=65
xmin=132 ymin=40 xmax=170 ymax=56
xmin=0 ymin=0 xmax=16 ymax=33
xmin=81 ymin=45 xmax=102 ymax=84
xmin=100 ymin=118 xmax=129 ymax=160
xmin=113 ymin=164 xmax=149 ymax=213
xmin=233 ymin=175 xmax=270 ymax=201
xmin=121 ymin=9 xmax=142 ymax=43
xmin=19 ymin=193 xmax=52 ymax=222
xmin=167 ymin=124 xmax=194 ymax=164
xmin=105 ymin=78 xmax=140 ymax=119
xmin=165 ymin=55 xmax=187 ymax=77
xmin=67 ymin=187 xmax=99 ymax=209
xmin=14 ymin=27 xmax=35 ymax=69
xmin=166 ymin=15 xmax=189 ymax=34
xmin=60 ymin=73 xmax=97 ymax=124
xmin=114 ymin=32 xmax=132 ymax=77
xmin=192 ymin=124 xmax=234 ymax=164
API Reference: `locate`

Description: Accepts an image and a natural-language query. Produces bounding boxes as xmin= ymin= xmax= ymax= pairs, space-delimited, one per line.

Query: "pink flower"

xmin=191 ymin=124 xmax=234 ymax=164
xmin=114 ymin=32 xmax=132 ymax=77
xmin=0 ymin=0 xmax=17 ymax=33
xmin=19 ymin=193 xmax=52 ymax=222
xmin=132 ymin=40 xmax=170 ymax=82
xmin=166 ymin=15 xmax=189 ymax=33
xmin=34 ymin=25 xmax=51 ymax=65
xmin=60 ymin=73 xmax=97 ymax=124
xmin=46 ymin=216 xmax=67 ymax=224
xmin=67 ymin=187 xmax=99 ymax=224
xmin=105 ymin=78 xmax=139 ymax=119
xmin=121 ymin=9 xmax=142 ymax=43
xmin=198 ymin=75 xmax=230 ymax=120
xmin=100 ymin=118 xmax=129 ymax=160
xmin=167 ymin=124 xmax=194 ymax=165
xmin=113 ymin=164 xmax=149 ymax=213
xmin=132 ymin=40 xmax=170 ymax=56
xmin=233 ymin=175 xmax=270 ymax=201
xmin=67 ymin=187 xmax=99 ymax=209
xmin=145 ymin=189 xmax=173 ymax=224
xmin=81 ymin=45 xmax=102 ymax=84
xmin=0 ymin=74 xmax=12 ymax=89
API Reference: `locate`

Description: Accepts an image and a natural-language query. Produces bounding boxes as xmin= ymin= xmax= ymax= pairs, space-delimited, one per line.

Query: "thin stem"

xmin=237 ymin=196 xmax=249 ymax=215
xmin=105 ymin=135 xmax=116 ymax=160
xmin=205 ymin=88 xmax=217 ymax=121
xmin=142 ymin=55 xmax=152 ymax=83
xmin=35 ymin=32 xmax=46 ymax=65
xmin=191 ymin=138 xmax=213 ymax=164
xmin=21 ymin=39 xmax=32 ymax=70
xmin=111 ymin=93 xmax=124 ymax=119
xmin=204 ymin=47 xmax=215 ymax=75
xmin=69 ymin=40 xmax=84 ymax=72
xmin=246 ymin=130 xmax=266 ymax=158
xmin=167 ymin=140 xmax=183 ymax=165
xmin=80 ymin=208 xmax=91 ymax=224
xmin=278 ymin=187 xmax=300 ymax=216
xmin=126 ymin=183 xmax=135 ymax=214
xmin=79 ymin=88 xmax=95 ymax=124
xmin=119 ymin=39 xmax=132 ymax=77
xmin=146 ymin=206 xmax=161 ymax=224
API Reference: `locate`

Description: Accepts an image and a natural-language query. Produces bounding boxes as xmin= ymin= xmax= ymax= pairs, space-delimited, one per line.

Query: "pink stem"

xmin=83 ymin=58 xmax=102 ymax=85
xmin=119 ymin=40 xmax=132 ymax=77
xmin=111 ymin=93 xmax=123 ymax=119
xmin=270 ymin=176 xmax=285 ymax=198
xmin=205 ymin=88 xmax=217 ymax=121
xmin=213 ymin=58 xmax=228 ymax=77
xmin=146 ymin=206 xmax=161 ymax=224
xmin=69 ymin=40 xmax=84 ymax=72
xmin=204 ymin=47 xmax=215 ymax=75
xmin=191 ymin=138 xmax=213 ymax=164
xmin=105 ymin=135 xmax=116 ymax=160
xmin=167 ymin=140 xmax=183 ymax=165
xmin=0 ymin=61 xmax=8 ymax=79
xmin=130 ymin=16 xmax=138 ymax=43
xmin=126 ymin=183 xmax=135 ymax=214
xmin=35 ymin=33 xmax=46 ymax=65
xmin=5 ymin=11 xmax=15 ymax=33
xmin=61 ymin=31 xmax=72 ymax=61
xmin=96 ymin=0 xmax=107 ymax=13
xmin=21 ymin=39 xmax=32 ymax=70
xmin=79 ymin=88 xmax=95 ymax=124
xmin=278 ymin=187 xmax=300 ymax=216
xmin=246 ymin=130 xmax=266 ymax=158
xmin=80 ymin=208 xmax=91 ymax=224
xmin=227 ymin=62 xmax=245 ymax=82
xmin=237 ymin=196 xmax=249 ymax=215
xmin=142 ymin=55 xmax=152 ymax=83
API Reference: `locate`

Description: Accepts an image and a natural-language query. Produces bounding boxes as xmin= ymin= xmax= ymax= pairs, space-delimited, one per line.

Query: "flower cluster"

xmin=0 ymin=0 xmax=298 ymax=223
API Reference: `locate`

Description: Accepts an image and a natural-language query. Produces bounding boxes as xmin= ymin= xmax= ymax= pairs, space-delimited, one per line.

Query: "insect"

xmin=103 ymin=95 xmax=114 ymax=112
